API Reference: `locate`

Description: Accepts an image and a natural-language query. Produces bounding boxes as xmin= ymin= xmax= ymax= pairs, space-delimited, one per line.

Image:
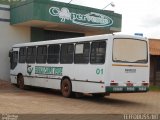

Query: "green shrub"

xmin=149 ymin=85 xmax=160 ymax=91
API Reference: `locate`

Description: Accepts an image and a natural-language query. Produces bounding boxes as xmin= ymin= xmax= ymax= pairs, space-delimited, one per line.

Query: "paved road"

xmin=0 ymin=84 xmax=159 ymax=114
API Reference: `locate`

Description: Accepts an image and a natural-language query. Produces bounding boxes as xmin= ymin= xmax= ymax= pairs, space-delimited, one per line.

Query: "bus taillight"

xmin=110 ymin=83 xmax=118 ymax=86
xmin=142 ymin=82 xmax=149 ymax=86
xmin=110 ymin=80 xmax=118 ymax=86
xmin=126 ymin=82 xmax=133 ymax=86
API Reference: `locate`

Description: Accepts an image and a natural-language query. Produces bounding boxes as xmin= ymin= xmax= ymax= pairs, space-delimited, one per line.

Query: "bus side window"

xmin=19 ymin=47 xmax=26 ymax=63
xmin=36 ymin=45 xmax=47 ymax=63
xmin=90 ymin=41 xmax=106 ymax=64
xmin=10 ymin=51 xmax=18 ymax=69
xmin=47 ymin=44 xmax=60 ymax=64
xmin=60 ymin=43 xmax=74 ymax=64
xmin=74 ymin=42 xmax=90 ymax=64
xmin=26 ymin=46 xmax=36 ymax=63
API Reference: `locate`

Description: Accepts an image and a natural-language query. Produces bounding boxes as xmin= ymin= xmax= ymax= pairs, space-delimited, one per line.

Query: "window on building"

xmin=60 ymin=44 xmax=74 ymax=64
xmin=26 ymin=46 xmax=36 ymax=63
xmin=47 ymin=44 xmax=60 ymax=63
xmin=44 ymin=30 xmax=85 ymax=40
xmin=90 ymin=41 xmax=106 ymax=64
xmin=36 ymin=46 xmax=47 ymax=63
xmin=19 ymin=47 xmax=26 ymax=63
xmin=74 ymin=42 xmax=90 ymax=64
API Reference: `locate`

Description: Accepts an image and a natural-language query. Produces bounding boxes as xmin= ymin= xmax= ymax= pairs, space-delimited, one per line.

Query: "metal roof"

xmin=149 ymin=39 xmax=160 ymax=55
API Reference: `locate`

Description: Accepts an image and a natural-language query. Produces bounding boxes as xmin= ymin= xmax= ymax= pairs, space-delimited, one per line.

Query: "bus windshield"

xmin=113 ymin=39 xmax=148 ymax=63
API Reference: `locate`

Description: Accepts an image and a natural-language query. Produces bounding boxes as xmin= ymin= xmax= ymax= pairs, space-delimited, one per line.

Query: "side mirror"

xmin=9 ymin=50 xmax=12 ymax=58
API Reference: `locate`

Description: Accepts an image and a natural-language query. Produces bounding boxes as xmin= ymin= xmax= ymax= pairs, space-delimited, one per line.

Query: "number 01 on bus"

xmin=9 ymin=34 xmax=149 ymax=98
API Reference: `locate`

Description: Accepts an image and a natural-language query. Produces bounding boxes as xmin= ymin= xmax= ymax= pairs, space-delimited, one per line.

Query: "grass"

xmin=149 ymin=85 xmax=160 ymax=91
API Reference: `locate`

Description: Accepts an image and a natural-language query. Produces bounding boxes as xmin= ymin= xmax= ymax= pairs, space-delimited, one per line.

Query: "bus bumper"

xmin=105 ymin=86 xmax=149 ymax=93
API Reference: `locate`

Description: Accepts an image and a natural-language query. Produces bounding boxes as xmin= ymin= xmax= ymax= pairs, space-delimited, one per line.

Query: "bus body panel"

xmin=71 ymin=64 xmax=106 ymax=93
xmin=11 ymin=63 xmax=106 ymax=93
xmin=110 ymin=65 xmax=149 ymax=86
xmin=105 ymin=36 xmax=149 ymax=93
xmin=9 ymin=34 xmax=149 ymax=95
xmin=106 ymin=65 xmax=149 ymax=92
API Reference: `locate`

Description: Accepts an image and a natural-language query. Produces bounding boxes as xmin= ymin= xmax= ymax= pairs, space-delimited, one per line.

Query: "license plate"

xmin=139 ymin=87 xmax=146 ymax=91
xmin=113 ymin=87 xmax=123 ymax=91
xmin=127 ymin=87 xmax=135 ymax=91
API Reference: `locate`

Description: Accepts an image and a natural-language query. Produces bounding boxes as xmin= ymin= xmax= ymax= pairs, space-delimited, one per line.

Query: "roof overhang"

xmin=10 ymin=0 xmax=122 ymax=34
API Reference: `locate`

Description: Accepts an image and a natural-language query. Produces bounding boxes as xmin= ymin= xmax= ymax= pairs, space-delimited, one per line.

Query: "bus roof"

xmin=12 ymin=34 xmax=147 ymax=48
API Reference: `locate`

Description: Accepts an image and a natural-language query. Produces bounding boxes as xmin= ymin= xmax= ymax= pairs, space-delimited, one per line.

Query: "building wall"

xmin=149 ymin=39 xmax=160 ymax=86
xmin=0 ymin=4 xmax=30 ymax=80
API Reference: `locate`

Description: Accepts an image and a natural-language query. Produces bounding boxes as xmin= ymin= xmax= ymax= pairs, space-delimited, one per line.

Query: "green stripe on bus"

xmin=106 ymin=86 xmax=149 ymax=93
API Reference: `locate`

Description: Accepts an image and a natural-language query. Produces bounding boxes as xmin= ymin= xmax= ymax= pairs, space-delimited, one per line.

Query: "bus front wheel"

xmin=61 ymin=78 xmax=73 ymax=98
xmin=17 ymin=74 xmax=25 ymax=89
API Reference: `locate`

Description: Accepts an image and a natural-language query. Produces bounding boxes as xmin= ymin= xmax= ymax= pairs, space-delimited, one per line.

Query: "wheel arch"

xmin=17 ymin=73 xmax=23 ymax=77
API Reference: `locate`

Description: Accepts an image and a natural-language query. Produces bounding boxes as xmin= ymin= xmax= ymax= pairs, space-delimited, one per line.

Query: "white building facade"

xmin=0 ymin=4 xmax=30 ymax=80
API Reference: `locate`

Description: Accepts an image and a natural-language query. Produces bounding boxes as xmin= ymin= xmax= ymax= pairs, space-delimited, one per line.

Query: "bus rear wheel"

xmin=17 ymin=74 xmax=25 ymax=89
xmin=61 ymin=78 xmax=73 ymax=98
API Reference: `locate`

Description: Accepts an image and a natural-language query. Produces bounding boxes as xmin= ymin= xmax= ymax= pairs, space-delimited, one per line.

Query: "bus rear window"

xmin=113 ymin=39 xmax=148 ymax=63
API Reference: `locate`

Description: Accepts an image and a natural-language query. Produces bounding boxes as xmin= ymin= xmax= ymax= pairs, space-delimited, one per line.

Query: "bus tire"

xmin=61 ymin=78 xmax=73 ymax=98
xmin=17 ymin=74 xmax=25 ymax=89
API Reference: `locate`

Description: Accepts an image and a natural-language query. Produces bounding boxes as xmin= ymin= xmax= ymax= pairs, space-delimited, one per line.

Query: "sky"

xmin=53 ymin=0 xmax=160 ymax=39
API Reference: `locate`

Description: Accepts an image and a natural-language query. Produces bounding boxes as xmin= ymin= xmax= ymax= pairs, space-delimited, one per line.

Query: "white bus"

xmin=9 ymin=34 xmax=149 ymax=97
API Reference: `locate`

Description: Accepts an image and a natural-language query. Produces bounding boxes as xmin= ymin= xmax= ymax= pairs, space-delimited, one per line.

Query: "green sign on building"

xmin=0 ymin=0 xmax=25 ymax=5
xmin=48 ymin=6 xmax=113 ymax=28
xmin=10 ymin=0 xmax=122 ymax=31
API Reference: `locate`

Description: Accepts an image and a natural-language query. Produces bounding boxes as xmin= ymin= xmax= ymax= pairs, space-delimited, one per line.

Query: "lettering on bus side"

xmin=125 ymin=69 xmax=136 ymax=73
xmin=27 ymin=66 xmax=34 ymax=75
xmin=96 ymin=68 xmax=104 ymax=75
xmin=35 ymin=66 xmax=63 ymax=76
